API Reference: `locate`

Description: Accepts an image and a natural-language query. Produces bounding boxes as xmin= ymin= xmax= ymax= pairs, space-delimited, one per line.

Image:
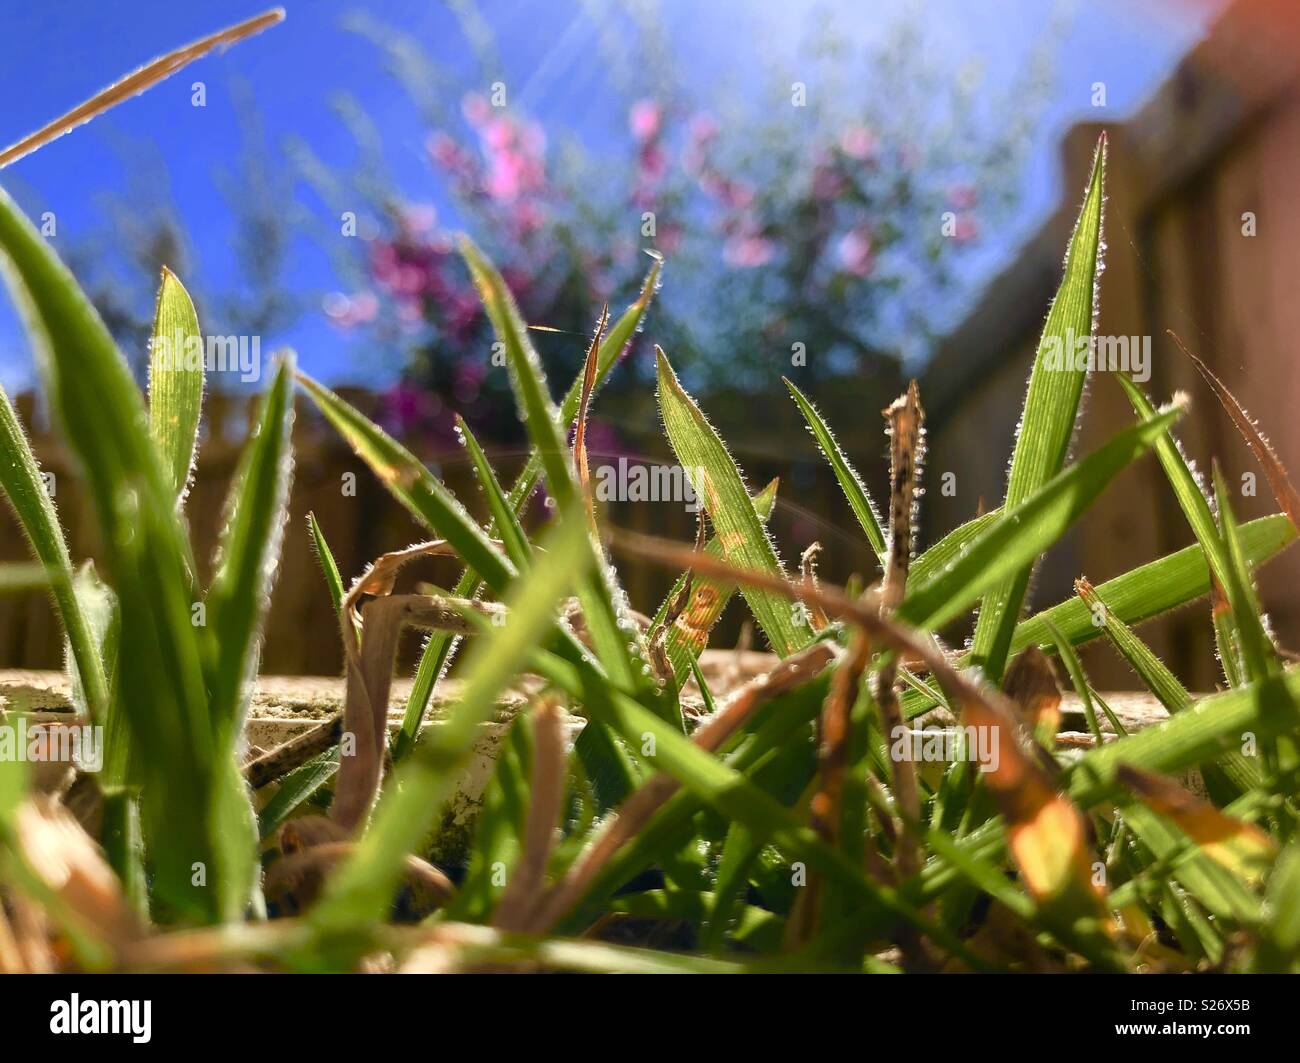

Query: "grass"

xmin=0 ymin=14 xmax=1299 ymax=974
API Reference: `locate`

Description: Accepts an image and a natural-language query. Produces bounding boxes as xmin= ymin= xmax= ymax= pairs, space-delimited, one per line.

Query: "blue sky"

xmin=0 ymin=0 xmax=1220 ymax=392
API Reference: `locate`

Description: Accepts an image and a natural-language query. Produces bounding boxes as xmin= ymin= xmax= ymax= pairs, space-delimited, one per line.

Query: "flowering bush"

xmin=322 ymin=11 xmax=1053 ymax=449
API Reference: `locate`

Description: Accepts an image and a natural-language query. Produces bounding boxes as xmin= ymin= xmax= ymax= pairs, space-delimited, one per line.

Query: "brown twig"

xmin=245 ymin=713 xmax=343 ymax=789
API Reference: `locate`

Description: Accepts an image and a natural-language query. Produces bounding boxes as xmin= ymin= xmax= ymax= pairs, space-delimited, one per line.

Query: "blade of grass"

xmin=969 ymin=134 xmax=1107 ymax=681
xmin=461 ymin=237 xmax=656 ymax=703
xmin=306 ymin=512 xmax=346 ymax=616
xmin=456 ymin=415 xmax=530 ymax=569
xmin=657 ymin=349 xmax=813 ymax=656
xmin=296 ymin=373 xmax=514 ymax=592
xmin=1008 ymin=513 xmax=1292 ymax=656
xmin=0 ymin=387 xmax=108 ymax=723
xmin=782 ymin=377 xmax=886 ymax=560
xmin=0 ymin=183 xmax=233 ymax=922
xmin=1171 ymin=330 xmax=1300 ymax=533
xmin=257 ymin=751 xmax=339 ymax=840
xmin=1117 ymin=375 xmax=1233 ymax=588
xmin=0 ymin=9 xmax=284 ymax=169
xmin=205 ymin=353 xmax=295 ymax=749
xmin=1213 ymin=464 xmax=1279 ymax=684
xmin=147 ymin=267 xmax=204 ymax=503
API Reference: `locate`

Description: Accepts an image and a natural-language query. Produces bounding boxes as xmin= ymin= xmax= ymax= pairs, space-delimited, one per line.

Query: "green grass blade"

xmin=205 ymin=354 xmax=295 ymax=747
xmin=0 ymin=562 xmax=49 ymax=593
xmin=1213 ymin=465 xmax=1278 ymax=683
xmin=504 ymin=254 xmax=664 ymax=513
xmin=969 ymin=135 xmax=1107 ymax=680
xmin=1117 ymin=375 xmax=1233 ymax=589
xmin=910 ymin=509 xmax=999 ymax=586
xmin=528 ymin=646 xmax=982 ymax=965
xmin=257 ymin=750 xmax=339 ymax=840
xmin=0 ymin=181 xmax=234 ymax=921
xmin=0 ymin=386 xmax=108 ymax=722
xmin=297 ymin=372 xmax=515 ymax=591
xmin=1065 ymin=669 xmax=1300 ymax=809
xmin=462 ymin=237 xmax=656 ymax=703
xmin=147 ymin=267 xmax=204 ymax=503
xmin=783 ymin=377 xmax=886 ymax=560
xmin=657 ymin=350 xmax=813 ymax=657
xmin=456 ymin=414 xmax=530 ymax=569
xmin=1076 ymin=578 xmax=1191 ymax=714
xmin=1009 ymin=513 xmax=1293 ymax=656
xmin=445 ymin=714 xmax=533 ymax=922
xmin=899 ymin=403 xmax=1182 ymax=633
xmin=306 ymin=512 xmax=346 ymax=617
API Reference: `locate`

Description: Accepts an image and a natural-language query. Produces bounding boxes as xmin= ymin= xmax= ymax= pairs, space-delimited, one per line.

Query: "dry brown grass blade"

xmin=875 ymin=381 xmax=925 ymax=878
xmin=963 ymin=689 xmax=1108 ymax=922
xmin=493 ymin=698 xmax=567 ymax=932
xmin=1116 ymin=763 xmax=1275 ymax=884
xmin=799 ymin=543 xmax=831 ymax=630
xmin=794 ymin=629 xmax=871 ymax=941
xmin=0 ymin=9 xmax=284 ymax=170
xmin=1169 ymin=331 xmax=1300 ymax=532
xmin=525 ymin=640 xmax=836 ymax=933
xmin=10 ymin=798 xmax=140 ymax=959
xmin=331 ymin=540 xmax=507 ymax=830
xmin=1002 ymin=645 xmax=1064 ymax=751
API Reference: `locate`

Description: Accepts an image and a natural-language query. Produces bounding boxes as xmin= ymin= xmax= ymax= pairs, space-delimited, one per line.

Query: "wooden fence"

xmin=0 ymin=383 xmax=889 ymax=677
xmin=923 ymin=0 xmax=1300 ymax=690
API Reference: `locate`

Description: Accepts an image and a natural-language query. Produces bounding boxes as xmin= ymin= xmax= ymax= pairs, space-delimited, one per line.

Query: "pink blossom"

xmin=322 ymin=290 xmax=379 ymax=329
xmin=837 ymin=228 xmax=875 ymax=276
xmin=947 ymin=183 xmax=978 ymax=210
xmin=461 ymin=93 xmax=491 ymax=127
xmin=629 ymin=99 xmax=663 ymax=141
xmin=951 ymin=213 xmax=979 ymax=242
xmin=723 ymin=232 xmax=775 ymax=268
xmin=657 ymin=223 xmax=684 ymax=253
xmin=688 ymin=113 xmax=719 ymax=145
xmin=400 ymin=203 xmax=437 ymax=233
xmin=454 ymin=358 xmax=487 ymax=403
xmin=839 ymin=125 xmax=877 ymax=161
